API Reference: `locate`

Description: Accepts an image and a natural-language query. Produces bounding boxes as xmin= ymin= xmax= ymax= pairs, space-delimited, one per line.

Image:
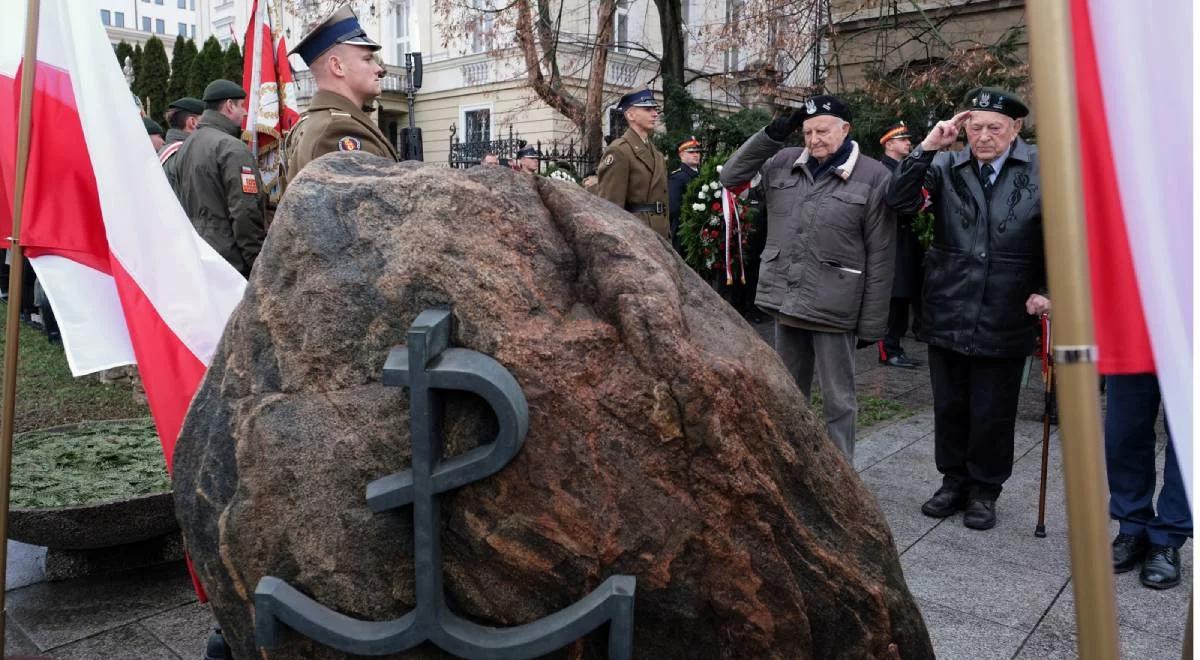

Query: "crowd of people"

xmin=135 ymin=6 xmax=1186 ymax=613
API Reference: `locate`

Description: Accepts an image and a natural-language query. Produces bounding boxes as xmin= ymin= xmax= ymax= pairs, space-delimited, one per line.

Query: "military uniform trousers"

xmin=1105 ymin=373 xmax=1192 ymax=549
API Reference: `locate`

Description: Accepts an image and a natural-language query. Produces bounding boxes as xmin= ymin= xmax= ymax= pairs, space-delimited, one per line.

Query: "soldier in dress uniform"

xmin=668 ymin=136 xmax=702 ymax=254
xmin=176 ymin=79 xmax=267 ymax=277
xmin=284 ymin=5 xmax=398 ymax=185
xmin=515 ymin=146 xmax=541 ymax=173
xmin=159 ymin=96 xmax=204 ymax=198
xmin=596 ymin=89 xmax=669 ymax=238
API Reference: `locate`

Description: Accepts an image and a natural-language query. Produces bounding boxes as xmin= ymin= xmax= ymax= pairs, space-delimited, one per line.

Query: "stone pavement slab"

xmin=6 ymin=561 xmax=196 ymax=652
xmin=915 ymin=597 xmax=1028 ymax=660
xmin=48 ymin=623 xmax=179 ymax=660
xmin=141 ymin=602 xmax=215 ymax=659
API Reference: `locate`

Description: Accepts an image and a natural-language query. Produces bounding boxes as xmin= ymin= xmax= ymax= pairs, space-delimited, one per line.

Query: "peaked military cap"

xmin=799 ymin=94 xmax=851 ymax=122
xmin=964 ymin=87 xmax=1028 ymax=119
xmin=168 ymin=97 xmax=204 ymax=115
xmin=879 ymin=121 xmax=911 ymax=145
xmin=202 ymin=79 xmax=247 ymax=102
xmin=142 ymin=116 xmax=164 ymax=136
xmin=617 ymin=89 xmax=659 ymax=112
xmin=677 ymin=136 xmax=702 ymax=153
xmin=291 ymin=5 xmax=381 ymax=66
xmin=516 ymin=146 xmax=541 ymax=159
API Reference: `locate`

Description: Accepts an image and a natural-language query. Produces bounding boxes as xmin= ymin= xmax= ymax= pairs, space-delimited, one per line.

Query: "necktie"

xmin=981 ymin=163 xmax=995 ymax=196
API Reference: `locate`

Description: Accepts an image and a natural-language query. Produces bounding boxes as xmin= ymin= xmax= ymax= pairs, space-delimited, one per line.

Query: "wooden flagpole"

xmin=1025 ymin=3 xmax=1119 ymax=659
xmin=0 ymin=0 xmax=42 ymax=653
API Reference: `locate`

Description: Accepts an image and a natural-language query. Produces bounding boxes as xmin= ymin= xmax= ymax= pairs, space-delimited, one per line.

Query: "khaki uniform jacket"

xmin=720 ymin=130 xmax=895 ymax=341
xmin=285 ymin=90 xmax=398 ymax=184
xmin=176 ymin=110 xmax=267 ymax=277
xmin=596 ymin=128 xmax=669 ymax=238
xmin=158 ymin=127 xmax=188 ymax=201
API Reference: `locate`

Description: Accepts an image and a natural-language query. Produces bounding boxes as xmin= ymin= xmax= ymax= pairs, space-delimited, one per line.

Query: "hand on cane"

xmin=1026 ymin=294 xmax=1051 ymax=317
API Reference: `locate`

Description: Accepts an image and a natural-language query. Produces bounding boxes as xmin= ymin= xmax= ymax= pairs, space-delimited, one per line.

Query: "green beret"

xmin=963 ymin=87 xmax=1028 ymax=119
xmin=168 ymin=97 xmax=205 ymax=115
xmin=202 ymin=79 xmax=247 ymax=103
xmin=142 ymin=116 xmax=164 ymax=136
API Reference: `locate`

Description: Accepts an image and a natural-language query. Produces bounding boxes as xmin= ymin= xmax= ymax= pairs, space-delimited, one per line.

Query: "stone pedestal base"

xmin=44 ymin=532 xmax=184 ymax=582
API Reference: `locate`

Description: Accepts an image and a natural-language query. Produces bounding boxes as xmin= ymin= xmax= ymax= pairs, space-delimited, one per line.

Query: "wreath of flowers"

xmin=678 ymin=158 xmax=755 ymax=283
xmin=545 ymin=163 xmax=580 ymax=184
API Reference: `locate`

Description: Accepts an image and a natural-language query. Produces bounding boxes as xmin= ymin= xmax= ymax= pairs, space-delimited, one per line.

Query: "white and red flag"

xmin=1071 ymin=0 xmax=1192 ymax=496
xmin=0 ymin=0 xmax=246 ymax=473
xmin=242 ymin=0 xmax=300 ymax=148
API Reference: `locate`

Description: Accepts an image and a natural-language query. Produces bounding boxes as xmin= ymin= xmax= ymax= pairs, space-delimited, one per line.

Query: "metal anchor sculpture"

xmin=254 ymin=309 xmax=636 ymax=658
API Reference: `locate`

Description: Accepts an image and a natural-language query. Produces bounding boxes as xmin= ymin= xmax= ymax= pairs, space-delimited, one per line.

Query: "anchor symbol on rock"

xmin=254 ymin=309 xmax=636 ymax=658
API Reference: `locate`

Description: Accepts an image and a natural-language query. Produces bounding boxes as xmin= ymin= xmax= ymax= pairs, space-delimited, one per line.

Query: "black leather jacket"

xmin=886 ymin=139 xmax=1044 ymax=358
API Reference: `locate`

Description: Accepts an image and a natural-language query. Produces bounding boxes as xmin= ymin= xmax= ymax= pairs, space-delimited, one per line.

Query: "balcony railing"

xmin=461 ymin=61 xmax=490 ymax=86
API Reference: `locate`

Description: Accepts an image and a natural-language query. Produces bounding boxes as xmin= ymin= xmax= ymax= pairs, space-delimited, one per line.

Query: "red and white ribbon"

xmin=720 ymin=183 xmax=751 ymax=285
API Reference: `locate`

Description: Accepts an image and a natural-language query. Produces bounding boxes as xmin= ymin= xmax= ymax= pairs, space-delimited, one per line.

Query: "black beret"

xmin=142 ymin=116 xmax=164 ymax=136
xmin=202 ymin=79 xmax=247 ymax=102
xmin=800 ymin=95 xmax=851 ymax=123
xmin=168 ymin=97 xmax=204 ymax=115
xmin=964 ymin=87 xmax=1028 ymax=119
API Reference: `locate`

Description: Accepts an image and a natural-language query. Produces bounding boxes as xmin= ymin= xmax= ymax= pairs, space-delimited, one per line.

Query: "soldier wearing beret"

xmin=158 ymin=96 xmax=205 ymax=199
xmin=284 ymin=6 xmax=398 ymax=185
xmin=720 ymin=95 xmax=896 ymax=461
xmin=876 ymin=121 xmax=923 ymax=370
xmin=596 ymin=89 xmax=669 ymax=238
xmin=887 ymin=87 xmax=1047 ymax=531
xmin=667 ymin=136 xmax=702 ymax=255
xmin=143 ymin=116 xmax=165 ymax=151
xmin=176 ymin=79 xmax=267 ymax=278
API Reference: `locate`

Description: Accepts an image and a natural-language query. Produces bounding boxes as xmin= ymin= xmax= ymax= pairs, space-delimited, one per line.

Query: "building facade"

xmin=96 ymin=0 xmax=211 ymax=49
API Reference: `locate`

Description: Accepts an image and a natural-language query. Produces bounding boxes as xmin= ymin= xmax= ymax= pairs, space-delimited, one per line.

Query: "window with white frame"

xmin=461 ymin=104 xmax=492 ymax=144
xmin=114 ymin=11 xmax=124 ymax=26
xmin=155 ymin=18 xmax=165 ymax=33
xmin=178 ymin=22 xmax=187 ymax=35
xmin=393 ymin=0 xmax=412 ymax=63
xmin=142 ymin=15 xmax=151 ymax=30
xmin=469 ymin=0 xmax=494 ymax=54
xmin=614 ymin=0 xmax=629 ymax=53
xmin=100 ymin=9 xmax=111 ymax=25
xmin=724 ymin=0 xmax=742 ymax=72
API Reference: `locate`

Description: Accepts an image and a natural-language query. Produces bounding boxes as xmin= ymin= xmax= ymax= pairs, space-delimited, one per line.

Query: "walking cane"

xmin=1035 ymin=313 xmax=1053 ymax=538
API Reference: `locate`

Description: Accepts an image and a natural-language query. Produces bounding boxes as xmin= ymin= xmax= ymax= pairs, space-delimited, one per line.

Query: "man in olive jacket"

xmin=720 ymin=95 xmax=895 ymax=460
xmin=886 ymin=87 xmax=1049 ymax=531
xmin=158 ymin=96 xmax=203 ymax=200
xmin=284 ymin=5 xmax=398 ymax=185
xmin=596 ymin=89 xmax=669 ymax=238
xmin=176 ymin=79 xmax=267 ymax=278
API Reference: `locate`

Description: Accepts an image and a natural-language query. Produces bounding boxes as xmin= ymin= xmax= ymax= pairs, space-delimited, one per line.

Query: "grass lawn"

xmin=0 ymin=302 xmax=149 ymax=433
xmin=812 ymin=389 xmax=913 ymax=430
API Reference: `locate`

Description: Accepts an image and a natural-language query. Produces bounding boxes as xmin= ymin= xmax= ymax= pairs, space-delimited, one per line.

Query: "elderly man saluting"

xmin=721 ymin=96 xmax=895 ymax=460
xmin=887 ymin=87 xmax=1049 ymax=531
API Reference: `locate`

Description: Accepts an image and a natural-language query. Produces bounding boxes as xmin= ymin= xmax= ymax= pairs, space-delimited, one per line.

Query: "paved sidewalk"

xmin=2 ymin=335 xmax=1190 ymax=658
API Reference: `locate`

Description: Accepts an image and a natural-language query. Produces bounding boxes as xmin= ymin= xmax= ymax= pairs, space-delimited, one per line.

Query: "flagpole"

xmin=1025 ymin=5 xmax=1119 ymax=660
xmin=247 ymin=0 xmax=264 ymax=154
xmin=0 ymin=0 xmax=42 ymax=653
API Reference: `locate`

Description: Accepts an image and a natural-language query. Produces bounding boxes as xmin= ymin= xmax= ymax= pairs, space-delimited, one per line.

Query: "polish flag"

xmin=243 ymin=0 xmax=281 ymax=147
xmin=1071 ymin=0 xmax=1192 ymax=495
xmin=0 ymin=1 xmax=246 ymax=472
xmin=276 ymin=35 xmax=301 ymax=133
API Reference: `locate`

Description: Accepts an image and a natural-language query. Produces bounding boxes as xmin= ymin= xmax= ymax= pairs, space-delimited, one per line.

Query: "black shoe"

xmin=963 ymin=499 xmax=997 ymax=530
xmin=1139 ymin=545 xmax=1181 ymax=589
xmin=1111 ymin=532 xmax=1149 ymax=573
xmin=203 ymin=627 xmax=231 ymax=660
xmin=921 ymin=487 xmax=967 ymax=518
xmin=883 ymin=355 xmax=920 ymax=369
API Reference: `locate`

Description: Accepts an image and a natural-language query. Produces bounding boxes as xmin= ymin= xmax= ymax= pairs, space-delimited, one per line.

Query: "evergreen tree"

xmin=189 ymin=36 xmax=227 ymax=99
xmin=139 ymin=37 xmax=171 ymax=128
xmin=167 ymin=38 xmax=198 ymax=104
xmin=131 ymin=44 xmax=145 ymax=111
xmin=114 ymin=41 xmax=134 ymax=74
xmin=223 ymin=41 xmax=243 ymax=88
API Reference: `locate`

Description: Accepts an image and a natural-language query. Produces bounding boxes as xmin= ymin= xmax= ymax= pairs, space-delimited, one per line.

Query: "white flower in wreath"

xmin=692 ymin=203 xmax=706 ymax=212
xmin=715 ymin=164 xmax=724 ymax=173
xmin=548 ymin=170 xmax=577 ymax=183
xmin=711 ymin=180 xmax=722 ymax=190
xmin=697 ymin=189 xmax=708 ymax=200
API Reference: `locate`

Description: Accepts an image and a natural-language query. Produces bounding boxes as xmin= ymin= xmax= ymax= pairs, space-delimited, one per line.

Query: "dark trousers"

xmin=929 ymin=345 xmax=1026 ymax=500
xmin=1105 ymin=374 xmax=1191 ymax=548
xmin=880 ymin=297 xmax=914 ymax=359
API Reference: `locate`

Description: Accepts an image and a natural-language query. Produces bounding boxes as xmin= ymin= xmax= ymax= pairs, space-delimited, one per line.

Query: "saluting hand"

xmin=921 ymin=111 xmax=972 ymax=151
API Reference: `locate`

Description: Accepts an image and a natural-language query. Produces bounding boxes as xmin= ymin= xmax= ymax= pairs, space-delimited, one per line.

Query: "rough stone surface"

xmin=173 ymin=153 xmax=933 ymax=660
xmin=8 ymin=492 xmax=176 ymax=549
